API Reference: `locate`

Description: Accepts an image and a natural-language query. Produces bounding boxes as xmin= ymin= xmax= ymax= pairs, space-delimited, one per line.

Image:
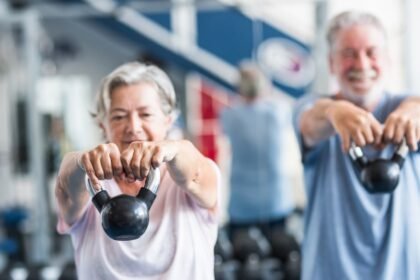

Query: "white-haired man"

xmin=294 ymin=11 xmax=420 ymax=279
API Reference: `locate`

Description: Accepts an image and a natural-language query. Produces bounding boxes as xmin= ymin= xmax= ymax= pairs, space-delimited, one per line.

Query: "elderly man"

xmin=294 ymin=11 xmax=420 ymax=279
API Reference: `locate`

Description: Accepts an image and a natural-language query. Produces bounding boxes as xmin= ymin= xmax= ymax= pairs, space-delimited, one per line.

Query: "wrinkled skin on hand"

xmin=327 ymin=99 xmax=420 ymax=152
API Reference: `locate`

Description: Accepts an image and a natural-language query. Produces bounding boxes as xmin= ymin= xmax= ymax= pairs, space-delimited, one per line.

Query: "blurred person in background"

xmin=54 ymin=61 xmax=220 ymax=279
xmin=220 ymin=62 xmax=295 ymax=244
xmin=294 ymin=11 xmax=420 ymax=279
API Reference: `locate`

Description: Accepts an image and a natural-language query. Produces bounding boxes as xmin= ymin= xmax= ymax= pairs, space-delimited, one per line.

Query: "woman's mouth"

xmin=123 ymin=138 xmax=147 ymax=144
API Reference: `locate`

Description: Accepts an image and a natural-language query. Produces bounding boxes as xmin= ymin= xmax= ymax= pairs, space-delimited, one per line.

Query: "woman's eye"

xmin=141 ymin=113 xmax=152 ymax=118
xmin=111 ymin=115 xmax=125 ymax=121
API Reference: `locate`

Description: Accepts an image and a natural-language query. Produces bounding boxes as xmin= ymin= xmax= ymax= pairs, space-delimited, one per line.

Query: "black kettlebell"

xmin=349 ymin=140 xmax=408 ymax=193
xmin=85 ymin=168 xmax=160 ymax=241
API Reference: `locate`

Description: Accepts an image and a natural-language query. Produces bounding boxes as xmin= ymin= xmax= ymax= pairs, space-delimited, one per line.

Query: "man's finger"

xmin=406 ymin=122 xmax=418 ymax=151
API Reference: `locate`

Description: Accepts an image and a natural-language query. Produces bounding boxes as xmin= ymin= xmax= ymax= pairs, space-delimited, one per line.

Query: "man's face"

xmin=329 ymin=24 xmax=389 ymax=104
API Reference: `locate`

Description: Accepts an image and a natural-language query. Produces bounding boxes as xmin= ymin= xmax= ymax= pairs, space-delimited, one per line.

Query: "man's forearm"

xmin=400 ymin=96 xmax=420 ymax=111
xmin=299 ymin=98 xmax=336 ymax=147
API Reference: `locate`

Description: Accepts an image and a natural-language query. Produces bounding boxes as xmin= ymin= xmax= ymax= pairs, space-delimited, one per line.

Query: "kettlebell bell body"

xmin=349 ymin=141 xmax=408 ymax=193
xmin=86 ymin=168 xmax=160 ymax=241
xmin=359 ymin=159 xmax=400 ymax=193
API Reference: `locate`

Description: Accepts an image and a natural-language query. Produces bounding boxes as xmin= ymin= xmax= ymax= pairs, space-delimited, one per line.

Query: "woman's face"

xmin=101 ymin=82 xmax=173 ymax=152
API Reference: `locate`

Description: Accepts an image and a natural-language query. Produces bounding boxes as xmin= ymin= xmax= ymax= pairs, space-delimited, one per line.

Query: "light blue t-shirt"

xmin=220 ymin=97 xmax=295 ymax=223
xmin=293 ymin=93 xmax=420 ymax=280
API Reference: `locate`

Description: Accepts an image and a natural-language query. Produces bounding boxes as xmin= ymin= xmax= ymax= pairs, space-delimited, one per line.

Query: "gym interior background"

xmin=0 ymin=0 xmax=419 ymax=279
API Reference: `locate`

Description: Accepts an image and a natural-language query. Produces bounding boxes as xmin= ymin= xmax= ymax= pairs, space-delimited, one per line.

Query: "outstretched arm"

xmin=120 ymin=140 xmax=218 ymax=211
xmin=56 ymin=143 xmax=123 ymax=226
xmin=55 ymin=152 xmax=90 ymax=226
xmin=167 ymin=140 xmax=218 ymax=210
xmin=383 ymin=96 xmax=420 ymax=151
xmin=299 ymin=98 xmax=336 ymax=147
xmin=299 ymin=98 xmax=383 ymax=151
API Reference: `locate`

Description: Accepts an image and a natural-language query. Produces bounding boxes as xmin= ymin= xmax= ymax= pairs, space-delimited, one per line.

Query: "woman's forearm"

xmin=167 ymin=140 xmax=218 ymax=210
xmin=55 ymin=151 xmax=90 ymax=225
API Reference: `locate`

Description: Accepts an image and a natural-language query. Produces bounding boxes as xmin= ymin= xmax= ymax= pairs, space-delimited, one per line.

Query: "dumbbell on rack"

xmin=232 ymin=227 xmax=283 ymax=280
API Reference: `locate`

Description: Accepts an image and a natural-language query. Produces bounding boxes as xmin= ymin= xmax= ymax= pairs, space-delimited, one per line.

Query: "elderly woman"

xmin=55 ymin=62 xmax=220 ymax=279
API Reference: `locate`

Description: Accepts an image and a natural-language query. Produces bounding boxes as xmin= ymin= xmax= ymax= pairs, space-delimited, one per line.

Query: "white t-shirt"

xmin=57 ymin=164 xmax=220 ymax=280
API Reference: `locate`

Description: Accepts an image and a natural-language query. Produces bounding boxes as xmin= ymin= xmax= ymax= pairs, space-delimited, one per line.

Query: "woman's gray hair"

xmin=92 ymin=61 xmax=177 ymax=123
xmin=326 ymin=11 xmax=387 ymax=51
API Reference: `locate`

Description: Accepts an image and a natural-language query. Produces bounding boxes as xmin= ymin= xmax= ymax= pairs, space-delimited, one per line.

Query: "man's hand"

xmin=383 ymin=97 xmax=420 ymax=151
xmin=326 ymin=100 xmax=383 ymax=151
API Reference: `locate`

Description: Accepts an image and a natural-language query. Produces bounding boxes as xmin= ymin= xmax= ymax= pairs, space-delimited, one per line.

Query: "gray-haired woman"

xmin=55 ymin=61 xmax=220 ymax=279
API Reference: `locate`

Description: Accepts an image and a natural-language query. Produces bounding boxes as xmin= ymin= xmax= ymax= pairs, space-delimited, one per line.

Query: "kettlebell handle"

xmin=392 ymin=138 xmax=409 ymax=167
xmin=85 ymin=178 xmax=109 ymax=212
xmin=349 ymin=138 xmax=409 ymax=168
xmin=85 ymin=168 xmax=161 ymax=212
xmin=348 ymin=143 xmax=368 ymax=170
xmin=142 ymin=168 xmax=161 ymax=194
xmin=86 ymin=177 xmax=103 ymax=197
xmin=85 ymin=168 xmax=161 ymax=197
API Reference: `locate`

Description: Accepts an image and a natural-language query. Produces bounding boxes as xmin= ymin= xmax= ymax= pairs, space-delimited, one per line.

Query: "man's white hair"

xmin=326 ymin=11 xmax=387 ymax=51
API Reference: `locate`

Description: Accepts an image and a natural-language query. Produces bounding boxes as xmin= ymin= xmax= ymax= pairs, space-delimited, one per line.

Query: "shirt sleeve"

xmin=56 ymin=199 xmax=91 ymax=235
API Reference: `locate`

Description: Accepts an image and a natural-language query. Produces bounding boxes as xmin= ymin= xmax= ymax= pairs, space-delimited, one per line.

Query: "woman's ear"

xmin=99 ymin=122 xmax=108 ymax=141
xmin=165 ymin=114 xmax=183 ymax=140
xmin=165 ymin=114 xmax=176 ymax=130
xmin=328 ymin=53 xmax=336 ymax=75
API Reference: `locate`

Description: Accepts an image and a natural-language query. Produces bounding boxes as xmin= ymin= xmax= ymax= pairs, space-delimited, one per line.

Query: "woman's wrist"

xmin=75 ymin=152 xmax=85 ymax=172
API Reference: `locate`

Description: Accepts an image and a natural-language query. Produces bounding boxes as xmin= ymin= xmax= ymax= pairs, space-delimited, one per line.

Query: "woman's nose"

xmin=126 ymin=113 xmax=142 ymax=133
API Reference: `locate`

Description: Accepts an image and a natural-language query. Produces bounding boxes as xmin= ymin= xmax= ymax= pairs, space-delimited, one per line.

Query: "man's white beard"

xmin=340 ymin=70 xmax=384 ymax=109
xmin=341 ymin=84 xmax=383 ymax=108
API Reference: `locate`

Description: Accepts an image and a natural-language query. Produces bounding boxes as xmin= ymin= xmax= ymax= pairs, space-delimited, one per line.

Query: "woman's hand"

xmin=121 ymin=139 xmax=218 ymax=210
xmin=79 ymin=143 xmax=124 ymax=189
xmin=120 ymin=140 xmax=178 ymax=180
xmin=79 ymin=140 xmax=217 ymax=210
